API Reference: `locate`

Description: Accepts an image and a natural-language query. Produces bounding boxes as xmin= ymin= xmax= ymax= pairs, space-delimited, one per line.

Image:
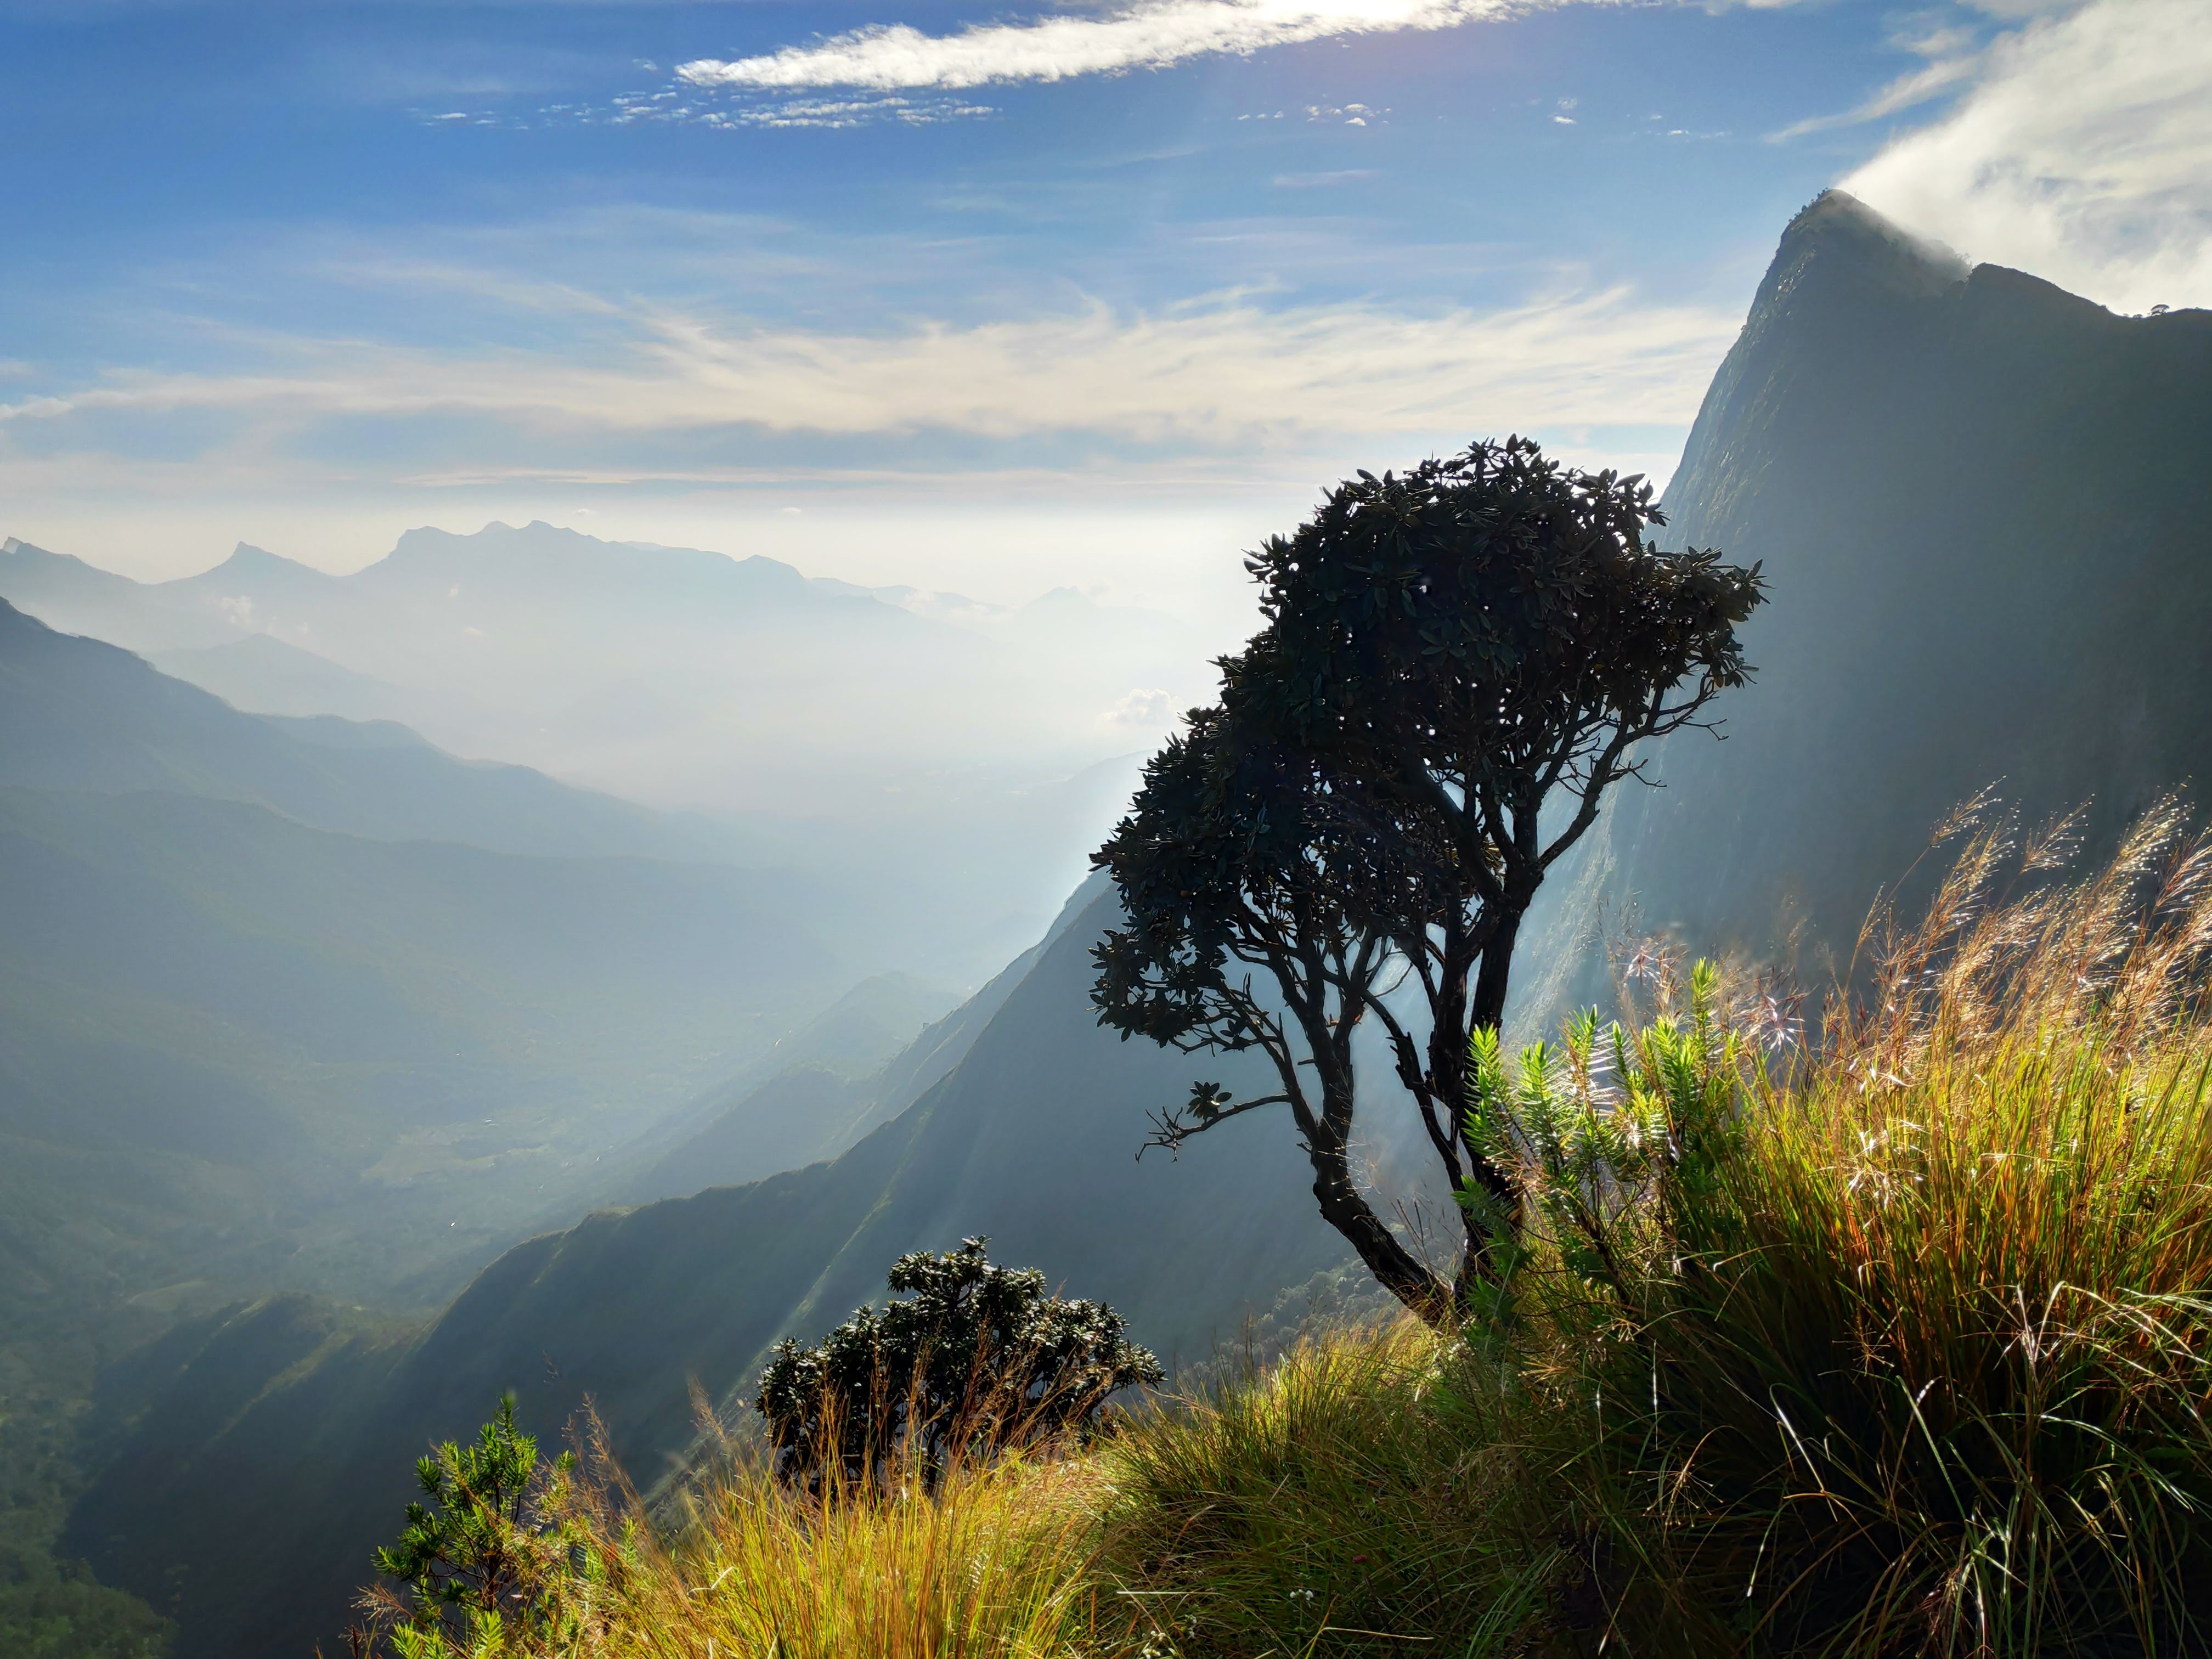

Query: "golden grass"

xmin=557 ymin=1441 xmax=1110 ymax=1659
xmin=1092 ymin=1321 xmax=1566 ymax=1659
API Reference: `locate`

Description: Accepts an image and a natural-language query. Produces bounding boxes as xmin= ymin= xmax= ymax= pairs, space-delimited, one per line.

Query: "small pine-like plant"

xmin=755 ymin=1237 xmax=1164 ymax=1492
xmin=354 ymin=1396 xmax=593 ymax=1659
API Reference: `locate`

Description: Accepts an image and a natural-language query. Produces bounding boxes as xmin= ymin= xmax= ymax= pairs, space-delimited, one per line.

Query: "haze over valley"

xmin=1 ymin=522 xmax=1225 ymax=978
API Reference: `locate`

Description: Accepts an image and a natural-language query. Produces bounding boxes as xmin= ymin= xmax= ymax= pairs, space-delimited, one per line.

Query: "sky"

xmin=2 ymin=0 xmax=2205 ymax=626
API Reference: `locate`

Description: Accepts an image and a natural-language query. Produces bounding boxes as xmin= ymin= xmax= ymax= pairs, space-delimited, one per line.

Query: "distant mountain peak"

xmin=210 ymin=541 xmax=331 ymax=580
xmin=1769 ymin=189 xmax=1971 ymax=302
xmin=224 ymin=540 xmax=301 ymax=566
xmin=368 ymin=522 xmax=814 ymax=603
xmin=3 ymin=535 xmax=102 ymax=570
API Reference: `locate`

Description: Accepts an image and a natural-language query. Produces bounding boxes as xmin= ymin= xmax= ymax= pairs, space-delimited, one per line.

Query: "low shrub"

xmin=755 ymin=1237 xmax=1164 ymax=1493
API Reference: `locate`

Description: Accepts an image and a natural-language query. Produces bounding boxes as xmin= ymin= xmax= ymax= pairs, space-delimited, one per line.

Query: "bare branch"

xmin=1139 ymin=1087 xmax=1295 ymax=1159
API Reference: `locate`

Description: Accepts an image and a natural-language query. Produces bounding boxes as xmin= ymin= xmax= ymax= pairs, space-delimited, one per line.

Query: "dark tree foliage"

xmin=1093 ymin=437 xmax=1765 ymax=1320
xmin=754 ymin=1238 xmax=1163 ymax=1492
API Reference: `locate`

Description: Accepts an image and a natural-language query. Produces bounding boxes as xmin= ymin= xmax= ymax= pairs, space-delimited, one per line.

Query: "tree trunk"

xmin=1449 ymin=901 xmax=1528 ymax=1312
xmin=1469 ymin=904 xmax=1522 ymax=1031
xmin=1303 ymin=1110 xmax=1454 ymax=1325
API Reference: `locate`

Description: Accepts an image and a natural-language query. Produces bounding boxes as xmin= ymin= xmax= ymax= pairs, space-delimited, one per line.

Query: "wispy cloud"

xmin=676 ymin=0 xmax=1566 ymax=92
xmin=1768 ymin=27 xmax=1983 ymax=143
xmin=0 ymin=285 xmax=1736 ymax=447
xmin=1845 ymin=0 xmax=2212 ymax=313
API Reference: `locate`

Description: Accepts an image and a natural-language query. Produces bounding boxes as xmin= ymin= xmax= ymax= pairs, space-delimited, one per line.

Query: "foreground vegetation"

xmin=356 ymin=804 xmax=2212 ymax=1657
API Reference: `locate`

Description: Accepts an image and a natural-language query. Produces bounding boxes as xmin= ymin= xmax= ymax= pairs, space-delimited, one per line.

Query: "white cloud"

xmin=1767 ymin=15 xmax=1990 ymax=143
xmin=676 ymin=0 xmax=1566 ymax=92
xmin=1768 ymin=54 xmax=1981 ymax=143
xmin=1105 ymin=687 xmax=1176 ymax=726
xmin=2 ymin=285 xmax=1737 ymax=447
xmin=1844 ymin=0 xmax=2212 ymax=313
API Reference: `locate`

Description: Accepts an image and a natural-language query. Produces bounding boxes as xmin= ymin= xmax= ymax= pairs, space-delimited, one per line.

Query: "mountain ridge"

xmin=0 ymin=596 xmax=748 ymax=864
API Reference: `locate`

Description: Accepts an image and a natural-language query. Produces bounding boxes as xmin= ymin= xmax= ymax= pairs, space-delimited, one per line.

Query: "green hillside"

xmin=0 ymin=608 xmax=867 ymax=1659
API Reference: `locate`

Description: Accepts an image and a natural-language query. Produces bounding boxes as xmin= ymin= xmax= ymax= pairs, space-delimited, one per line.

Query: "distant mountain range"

xmin=1 ymin=597 xmax=732 ymax=862
xmin=0 ymin=523 xmax=1223 ymax=980
xmin=1521 ymin=190 xmax=2212 ymax=1005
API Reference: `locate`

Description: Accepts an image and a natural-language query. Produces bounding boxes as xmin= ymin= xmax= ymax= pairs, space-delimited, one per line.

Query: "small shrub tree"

xmin=355 ymin=1396 xmax=587 ymax=1659
xmin=1093 ymin=437 xmax=1764 ymax=1321
xmin=755 ymin=1237 xmax=1163 ymax=1492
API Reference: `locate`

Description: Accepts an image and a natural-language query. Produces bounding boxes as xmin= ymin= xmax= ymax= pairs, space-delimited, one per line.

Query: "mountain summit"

xmin=1526 ymin=192 xmax=2212 ymax=998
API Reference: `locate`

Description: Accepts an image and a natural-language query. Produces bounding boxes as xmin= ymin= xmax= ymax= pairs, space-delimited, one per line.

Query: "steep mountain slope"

xmin=0 ymin=598 xmax=736 ymax=863
xmin=1524 ymin=191 xmax=2212 ymax=1001
xmin=66 ymin=887 xmax=1348 ymax=1659
xmin=618 ymin=892 xmax=1101 ymax=1203
xmin=619 ymin=972 xmax=961 ymax=1201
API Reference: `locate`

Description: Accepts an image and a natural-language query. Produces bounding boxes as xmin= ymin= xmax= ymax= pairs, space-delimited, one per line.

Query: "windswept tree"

xmin=1092 ymin=437 xmax=1765 ymax=1319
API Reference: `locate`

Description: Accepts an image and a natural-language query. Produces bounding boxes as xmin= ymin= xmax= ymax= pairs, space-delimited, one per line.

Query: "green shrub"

xmin=756 ymin=1238 xmax=1163 ymax=1493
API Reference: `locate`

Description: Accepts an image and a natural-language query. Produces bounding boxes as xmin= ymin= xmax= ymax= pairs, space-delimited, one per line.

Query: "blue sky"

xmin=3 ymin=0 xmax=2205 ymax=618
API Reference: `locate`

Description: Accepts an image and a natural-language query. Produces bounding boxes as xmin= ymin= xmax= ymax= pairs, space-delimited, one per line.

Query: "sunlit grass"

xmin=567 ymin=1443 xmax=1108 ymax=1659
xmin=1093 ymin=1321 xmax=1566 ymax=1658
xmin=1569 ymin=799 xmax=2212 ymax=1656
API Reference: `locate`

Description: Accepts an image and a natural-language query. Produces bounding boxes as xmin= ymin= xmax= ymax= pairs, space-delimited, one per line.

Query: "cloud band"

xmin=676 ymin=0 xmax=1541 ymax=92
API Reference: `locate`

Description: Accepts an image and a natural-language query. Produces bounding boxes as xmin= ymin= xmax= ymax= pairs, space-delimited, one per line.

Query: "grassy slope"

xmin=499 ymin=836 xmax=2212 ymax=1659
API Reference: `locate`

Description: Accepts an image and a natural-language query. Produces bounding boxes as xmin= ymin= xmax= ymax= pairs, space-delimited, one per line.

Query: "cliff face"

xmin=1529 ymin=191 xmax=2212 ymax=988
